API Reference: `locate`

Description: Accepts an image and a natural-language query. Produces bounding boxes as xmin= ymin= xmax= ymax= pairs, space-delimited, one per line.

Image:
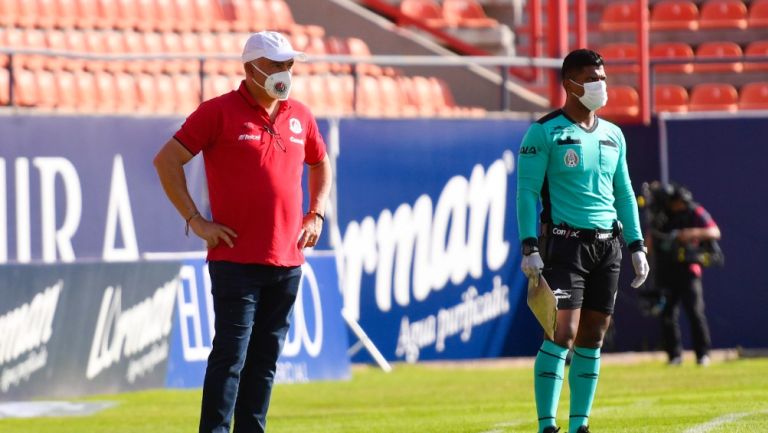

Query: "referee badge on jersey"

xmin=564 ymin=148 xmax=580 ymax=167
xmin=289 ymin=118 xmax=303 ymax=134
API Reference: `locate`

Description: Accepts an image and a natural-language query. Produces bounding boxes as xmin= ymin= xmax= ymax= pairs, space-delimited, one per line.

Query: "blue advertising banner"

xmin=335 ymin=118 xmax=538 ymax=362
xmin=0 ymin=261 xmax=182 ymax=401
xmin=165 ymin=253 xmax=350 ymax=387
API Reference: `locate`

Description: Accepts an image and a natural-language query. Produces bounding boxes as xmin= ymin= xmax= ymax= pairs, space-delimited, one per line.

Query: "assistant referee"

xmin=516 ymin=49 xmax=650 ymax=433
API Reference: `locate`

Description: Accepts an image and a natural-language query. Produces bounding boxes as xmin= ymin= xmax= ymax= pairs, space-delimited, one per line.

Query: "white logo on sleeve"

xmin=564 ymin=149 xmax=579 ymax=168
xmin=552 ymin=288 xmax=572 ymax=299
xmin=289 ymin=118 xmax=303 ymax=134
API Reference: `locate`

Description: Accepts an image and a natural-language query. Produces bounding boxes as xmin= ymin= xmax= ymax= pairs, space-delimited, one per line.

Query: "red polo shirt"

xmin=174 ymin=81 xmax=326 ymax=266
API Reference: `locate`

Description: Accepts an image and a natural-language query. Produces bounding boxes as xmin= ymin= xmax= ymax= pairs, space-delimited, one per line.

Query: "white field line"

xmin=682 ymin=410 xmax=768 ymax=433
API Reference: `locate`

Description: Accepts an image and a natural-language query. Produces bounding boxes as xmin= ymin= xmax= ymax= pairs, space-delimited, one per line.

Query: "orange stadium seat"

xmin=744 ymin=40 xmax=768 ymax=71
xmin=203 ymin=73 xmax=234 ymax=101
xmin=749 ymin=0 xmax=768 ymax=27
xmin=95 ymin=0 xmax=119 ymax=29
xmin=689 ymin=83 xmax=739 ymax=111
xmin=74 ymin=70 xmax=97 ymax=111
xmin=347 ymin=37 xmax=388 ymax=76
xmin=600 ymin=85 xmax=640 ymax=120
xmin=651 ymin=0 xmax=699 ymax=31
xmin=651 ymin=42 xmax=695 ymax=74
xmin=695 ymin=41 xmax=743 ymax=73
xmin=62 ymin=30 xmax=87 ymax=71
xmin=20 ymin=29 xmax=47 ymax=71
xmin=228 ymin=0 xmax=268 ymax=32
xmin=56 ymin=0 xmax=80 ymax=29
xmin=442 ymin=0 xmax=498 ymax=28
xmin=600 ymin=2 xmax=640 ymax=31
xmin=115 ymin=0 xmax=140 ymax=30
xmin=192 ymin=0 xmax=230 ymax=32
xmin=699 ymin=0 xmax=748 ymax=29
xmin=173 ymin=0 xmax=196 ymax=32
xmin=74 ymin=0 xmax=99 ymax=29
xmin=54 ymin=69 xmax=78 ymax=110
xmin=739 ymin=82 xmax=768 ymax=109
xmin=173 ymin=72 xmax=201 ymax=113
xmin=411 ymin=75 xmax=442 ymax=116
xmin=599 ymin=43 xmax=639 ymax=74
xmin=738 ymin=81 xmax=768 ymax=109
xmin=43 ymin=29 xmax=68 ymax=72
xmin=356 ymin=75 xmax=384 ymax=116
xmin=325 ymin=74 xmax=355 ymax=115
xmin=35 ymin=69 xmax=58 ymax=109
xmin=16 ymin=0 xmax=39 ymax=28
xmin=655 ymin=84 xmax=689 ymax=112
xmin=0 ymin=0 xmax=18 ymax=27
xmin=103 ymin=31 xmax=129 ymax=73
xmin=36 ymin=0 xmax=58 ymax=29
xmin=400 ymin=0 xmax=447 ymax=27
xmin=140 ymin=32 xmax=165 ymax=74
xmin=134 ymin=0 xmax=159 ymax=31
xmin=155 ymin=0 xmax=179 ymax=32
xmin=94 ymin=71 xmax=117 ymax=112
xmin=114 ymin=71 xmax=139 ymax=112
xmin=215 ymin=32 xmax=242 ymax=75
xmin=135 ymin=72 xmax=159 ymax=112
xmin=0 ymin=67 xmax=10 ymax=106
xmin=14 ymin=68 xmax=38 ymax=107
xmin=83 ymin=30 xmax=108 ymax=72
xmin=377 ymin=75 xmax=405 ymax=117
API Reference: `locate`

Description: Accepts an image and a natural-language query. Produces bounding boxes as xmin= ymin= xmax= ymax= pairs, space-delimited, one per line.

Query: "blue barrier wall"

xmin=1 ymin=113 xmax=765 ymax=369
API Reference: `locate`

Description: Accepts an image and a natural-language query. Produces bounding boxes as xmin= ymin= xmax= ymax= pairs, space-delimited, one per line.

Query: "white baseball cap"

xmin=241 ymin=31 xmax=306 ymax=63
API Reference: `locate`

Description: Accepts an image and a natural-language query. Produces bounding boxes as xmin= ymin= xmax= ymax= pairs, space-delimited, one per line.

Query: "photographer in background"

xmin=643 ymin=182 xmax=722 ymax=366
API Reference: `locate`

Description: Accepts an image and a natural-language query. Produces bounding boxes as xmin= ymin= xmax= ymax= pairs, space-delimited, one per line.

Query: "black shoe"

xmin=574 ymin=426 xmax=591 ymax=433
xmin=542 ymin=427 xmax=560 ymax=433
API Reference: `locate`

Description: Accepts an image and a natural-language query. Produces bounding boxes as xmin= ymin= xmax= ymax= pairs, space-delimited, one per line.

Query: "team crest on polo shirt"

xmin=289 ymin=118 xmax=302 ymax=134
xmin=564 ymin=149 xmax=579 ymax=167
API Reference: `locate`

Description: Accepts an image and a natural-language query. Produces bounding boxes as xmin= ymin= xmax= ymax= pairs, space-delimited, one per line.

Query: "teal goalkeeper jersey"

xmin=516 ymin=109 xmax=642 ymax=244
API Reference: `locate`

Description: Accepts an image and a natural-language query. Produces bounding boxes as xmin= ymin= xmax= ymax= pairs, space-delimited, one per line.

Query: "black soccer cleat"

xmin=573 ymin=426 xmax=591 ymax=433
xmin=542 ymin=427 xmax=561 ymax=433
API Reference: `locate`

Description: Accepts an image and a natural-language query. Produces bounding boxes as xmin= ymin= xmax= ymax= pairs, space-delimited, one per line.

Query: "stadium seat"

xmin=203 ymin=73 xmax=234 ymax=101
xmin=54 ymin=69 xmax=78 ymax=110
xmin=55 ymin=0 xmax=80 ymax=29
xmin=134 ymin=0 xmax=158 ymax=31
xmin=650 ymin=0 xmax=699 ymax=31
xmin=744 ymin=40 xmax=768 ymax=71
xmin=749 ymin=0 xmax=768 ymax=27
xmin=16 ymin=0 xmax=40 ymax=28
xmin=153 ymin=73 xmax=176 ymax=113
xmin=739 ymin=82 xmax=768 ymax=109
xmin=600 ymin=2 xmax=640 ymax=31
xmin=347 ymin=37 xmax=389 ymax=76
xmin=0 ymin=67 xmax=10 ymax=106
xmin=655 ymin=84 xmax=689 ymax=113
xmin=376 ymin=75 xmax=406 ymax=117
xmin=356 ymin=75 xmax=384 ymax=116
xmin=651 ymin=42 xmax=695 ymax=74
xmin=139 ymin=32 xmax=165 ymax=74
xmin=14 ymin=68 xmax=38 ymax=107
xmin=695 ymin=41 xmax=744 ymax=73
xmin=114 ymin=71 xmax=138 ymax=112
xmin=36 ymin=0 xmax=58 ymax=29
xmin=442 ymin=0 xmax=499 ymax=28
xmin=173 ymin=0 xmax=196 ymax=32
xmin=0 ymin=0 xmax=18 ymax=27
xmin=229 ymin=0 xmax=269 ymax=32
xmin=121 ymin=31 xmax=146 ymax=74
xmin=598 ymin=43 xmax=639 ymax=74
xmin=699 ymin=0 xmax=748 ymax=29
xmin=400 ymin=0 xmax=447 ymax=27
xmin=161 ymin=32 xmax=185 ymax=74
xmin=95 ymin=0 xmax=119 ymax=29
xmin=74 ymin=70 xmax=97 ymax=111
xmin=192 ymin=0 xmax=230 ymax=32
xmin=115 ymin=0 xmax=140 ymax=30
xmin=135 ymin=72 xmax=158 ymax=112
xmin=74 ymin=0 xmax=99 ymax=29
xmin=326 ymin=74 xmax=355 ymax=115
xmin=173 ymin=72 xmax=201 ymax=113
xmin=411 ymin=75 xmax=441 ymax=116
xmin=21 ymin=29 xmax=47 ymax=71
xmin=155 ymin=0 xmax=179 ymax=32
xmin=599 ymin=85 xmax=640 ymax=120
xmin=689 ymin=83 xmax=739 ymax=111
xmin=94 ymin=71 xmax=118 ymax=112
xmin=62 ymin=30 xmax=87 ymax=72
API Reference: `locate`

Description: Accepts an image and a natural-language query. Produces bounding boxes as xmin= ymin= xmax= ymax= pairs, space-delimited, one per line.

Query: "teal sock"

xmin=568 ymin=346 xmax=601 ymax=432
xmin=534 ymin=340 xmax=568 ymax=433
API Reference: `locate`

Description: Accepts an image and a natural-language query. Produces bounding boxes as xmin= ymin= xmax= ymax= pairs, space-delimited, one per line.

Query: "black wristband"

xmin=628 ymin=240 xmax=647 ymax=254
xmin=308 ymin=210 xmax=325 ymax=222
xmin=521 ymin=237 xmax=539 ymax=256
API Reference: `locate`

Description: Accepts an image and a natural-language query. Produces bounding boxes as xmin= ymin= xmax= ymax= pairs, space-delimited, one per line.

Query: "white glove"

xmin=631 ymin=251 xmax=650 ymax=288
xmin=521 ymin=252 xmax=544 ymax=287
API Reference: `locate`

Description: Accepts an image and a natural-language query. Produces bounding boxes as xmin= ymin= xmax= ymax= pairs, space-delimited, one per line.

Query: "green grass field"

xmin=1 ymin=357 xmax=767 ymax=433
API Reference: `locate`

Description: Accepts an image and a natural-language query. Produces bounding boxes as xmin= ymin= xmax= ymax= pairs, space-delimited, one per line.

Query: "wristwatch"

xmin=521 ymin=238 xmax=539 ymax=256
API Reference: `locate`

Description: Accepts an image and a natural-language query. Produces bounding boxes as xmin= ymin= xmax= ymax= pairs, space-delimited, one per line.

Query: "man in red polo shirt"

xmin=153 ymin=31 xmax=332 ymax=433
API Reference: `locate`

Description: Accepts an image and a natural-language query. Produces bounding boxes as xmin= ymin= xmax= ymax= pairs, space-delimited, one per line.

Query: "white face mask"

xmin=251 ymin=62 xmax=292 ymax=100
xmin=570 ymin=79 xmax=608 ymax=111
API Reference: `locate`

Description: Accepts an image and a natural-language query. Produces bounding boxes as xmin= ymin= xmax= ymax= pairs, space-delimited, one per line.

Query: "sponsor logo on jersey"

xmin=564 ymin=149 xmax=579 ymax=167
xmin=520 ymin=146 xmax=537 ymax=155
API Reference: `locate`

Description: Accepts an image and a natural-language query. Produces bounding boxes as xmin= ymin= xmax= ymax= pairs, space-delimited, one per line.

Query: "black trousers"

xmin=658 ymin=267 xmax=712 ymax=360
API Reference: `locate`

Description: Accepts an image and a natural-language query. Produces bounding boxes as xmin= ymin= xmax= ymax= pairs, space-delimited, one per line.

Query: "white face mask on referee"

xmin=570 ymin=79 xmax=608 ymax=112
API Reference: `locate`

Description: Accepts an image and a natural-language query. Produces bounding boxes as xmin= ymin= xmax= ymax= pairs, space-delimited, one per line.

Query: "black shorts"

xmin=540 ymin=234 xmax=623 ymax=314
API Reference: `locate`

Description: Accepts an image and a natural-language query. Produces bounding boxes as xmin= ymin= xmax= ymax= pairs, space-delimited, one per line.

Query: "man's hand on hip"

xmin=297 ymin=212 xmax=324 ymax=249
xmin=190 ymin=217 xmax=237 ymax=249
xmin=521 ymin=252 xmax=544 ymax=287
xmin=630 ymin=251 xmax=650 ymax=288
